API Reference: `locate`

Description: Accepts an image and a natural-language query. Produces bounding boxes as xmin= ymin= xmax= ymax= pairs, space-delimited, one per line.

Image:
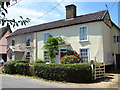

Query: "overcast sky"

xmin=1 ymin=0 xmax=119 ymax=31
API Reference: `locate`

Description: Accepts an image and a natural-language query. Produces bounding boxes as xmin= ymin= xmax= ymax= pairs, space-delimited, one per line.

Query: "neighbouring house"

xmin=0 ymin=25 xmax=12 ymax=62
xmin=6 ymin=4 xmax=120 ymax=69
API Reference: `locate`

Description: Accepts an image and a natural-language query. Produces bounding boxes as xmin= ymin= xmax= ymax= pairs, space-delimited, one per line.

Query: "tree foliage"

xmin=0 ymin=1 xmax=30 ymax=27
xmin=43 ymin=34 xmax=65 ymax=63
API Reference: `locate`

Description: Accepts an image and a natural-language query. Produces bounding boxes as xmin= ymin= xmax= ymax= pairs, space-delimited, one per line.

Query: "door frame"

xmin=58 ymin=47 xmax=67 ymax=64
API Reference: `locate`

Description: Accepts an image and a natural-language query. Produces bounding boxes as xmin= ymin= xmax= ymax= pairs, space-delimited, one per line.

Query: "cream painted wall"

xmin=7 ymin=33 xmax=34 ymax=62
xmin=36 ymin=21 xmax=104 ymax=63
xmin=111 ymin=26 xmax=120 ymax=54
xmin=101 ymin=22 xmax=113 ymax=65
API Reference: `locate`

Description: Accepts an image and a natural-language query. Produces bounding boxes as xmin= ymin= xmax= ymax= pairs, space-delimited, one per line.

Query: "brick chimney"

xmin=65 ymin=4 xmax=76 ymax=19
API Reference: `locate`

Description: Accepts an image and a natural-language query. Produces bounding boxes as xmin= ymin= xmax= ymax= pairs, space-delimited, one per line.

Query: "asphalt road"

xmin=1 ymin=74 xmax=94 ymax=88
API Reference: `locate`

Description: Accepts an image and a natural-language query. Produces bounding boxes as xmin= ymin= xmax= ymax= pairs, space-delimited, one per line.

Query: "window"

xmin=12 ymin=39 xmax=15 ymax=46
xmin=79 ymin=26 xmax=88 ymax=41
xmin=26 ymin=36 xmax=31 ymax=46
xmin=44 ymin=50 xmax=49 ymax=62
xmin=26 ymin=52 xmax=31 ymax=59
xmin=114 ymin=35 xmax=120 ymax=43
xmin=80 ymin=48 xmax=89 ymax=62
xmin=107 ymin=52 xmax=112 ymax=61
xmin=44 ymin=32 xmax=49 ymax=44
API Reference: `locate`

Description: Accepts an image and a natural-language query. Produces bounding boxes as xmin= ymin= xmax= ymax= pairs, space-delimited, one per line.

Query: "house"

xmin=6 ymin=4 xmax=120 ymax=69
xmin=0 ymin=25 xmax=12 ymax=62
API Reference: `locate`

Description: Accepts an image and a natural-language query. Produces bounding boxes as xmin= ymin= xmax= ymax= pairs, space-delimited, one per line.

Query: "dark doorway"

xmin=116 ymin=54 xmax=120 ymax=69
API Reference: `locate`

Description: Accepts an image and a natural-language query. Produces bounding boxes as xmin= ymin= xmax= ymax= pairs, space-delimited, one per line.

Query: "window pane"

xmin=80 ymin=49 xmax=89 ymax=62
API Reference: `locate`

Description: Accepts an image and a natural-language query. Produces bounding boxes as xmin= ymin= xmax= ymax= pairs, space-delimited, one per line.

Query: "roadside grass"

xmin=109 ymin=82 xmax=120 ymax=88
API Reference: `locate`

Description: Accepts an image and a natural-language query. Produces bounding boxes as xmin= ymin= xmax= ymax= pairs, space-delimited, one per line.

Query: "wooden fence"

xmin=93 ymin=63 xmax=105 ymax=80
xmin=91 ymin=61 xmax=106 ymax=80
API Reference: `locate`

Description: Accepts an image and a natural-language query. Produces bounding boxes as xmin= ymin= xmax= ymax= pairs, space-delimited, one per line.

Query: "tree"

xmin=43 ymin=34 xmax=65 ymax=63
xmin=0 ymin=0 xmax=30 ymax=27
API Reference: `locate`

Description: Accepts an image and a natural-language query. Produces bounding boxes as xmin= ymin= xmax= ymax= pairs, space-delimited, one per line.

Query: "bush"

xmin=34 ymin=63 xmax=93 ymax=83
xmin=4 ymin=61 xmax=16 ymax=74
xmin=14 ymin=63 xmax=29 ymax=75
xmin=60 ymin=55 xmax=80 ymax=64
xmin=14 ymin=59 xmax=29 ymax=63
xmin=4 ymin=60 xmax=29 ymax=75
xmin=35 ymin=59 xmax=46 ymax=63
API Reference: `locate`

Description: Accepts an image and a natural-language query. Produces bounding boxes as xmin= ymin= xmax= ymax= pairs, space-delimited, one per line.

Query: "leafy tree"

xmin=43 ymin=34 xmax=65 ymax=63
xmin=0 ymin=1 xmax=30 ymax=27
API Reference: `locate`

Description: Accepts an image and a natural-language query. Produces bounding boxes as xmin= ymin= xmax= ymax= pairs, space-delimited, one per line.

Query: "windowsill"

xmin=79 ymin=40 xmax=89 ymax=43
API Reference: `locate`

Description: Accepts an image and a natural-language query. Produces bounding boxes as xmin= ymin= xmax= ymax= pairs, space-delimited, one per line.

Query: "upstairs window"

xmin=79 ymin=26 xmax=88 ymax=42
xmin=12 ymin=39 xmax=15 ymax=46
xmin=44 ymin=32 xmax=49 ymax=44
xmin=114 ymin=35 xmax=120 ymax=43
xmin=26 ymin=36 xmax=31 ymax=46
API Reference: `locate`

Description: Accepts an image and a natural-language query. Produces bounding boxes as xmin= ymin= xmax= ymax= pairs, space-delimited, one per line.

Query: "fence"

xmin=91 ymin=60 xmax=106 ymax=80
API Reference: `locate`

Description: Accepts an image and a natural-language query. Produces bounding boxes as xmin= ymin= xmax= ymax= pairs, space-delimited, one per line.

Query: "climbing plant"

xmin=42 ymin=34 xmax=65 ymax=63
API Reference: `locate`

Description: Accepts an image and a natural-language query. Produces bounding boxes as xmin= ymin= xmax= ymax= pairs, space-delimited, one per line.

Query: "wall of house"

xmin=0 ymin=29 xmax=11 ymax=54
xmin=111 ymin=25 xmax=120 ymax=54
xmin=7 ymin=33 xmax=34 ymax=62
xmin=35 ymin=21 xmax=104 ymax=63
xmin=101 ymin=22 xmax=113 ymax=65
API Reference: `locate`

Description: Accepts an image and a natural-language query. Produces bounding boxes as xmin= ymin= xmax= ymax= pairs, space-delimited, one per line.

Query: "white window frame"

xmin=43 ymin=32 xmax=50 ymax=44
xmin=107 ymin=52 xmax=112 ymax=61
xmin=26 ymin=52 xmax=31 ymax=59
xmin=26 ymin=36 xmax=31 ymax=46
xmin=79 ymin=48 xmax=89 ymax=62
xmin=114 ymin=35 xmax=120 ymax=43
xmin=12 ymin=38 xmax=15 ymax=46
xmin=78 ymin=25 xmax=88 ymax=42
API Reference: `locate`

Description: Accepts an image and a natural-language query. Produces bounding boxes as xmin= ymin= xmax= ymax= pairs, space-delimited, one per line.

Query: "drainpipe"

xmin=35 ymin=33 xmax=38 ymax=60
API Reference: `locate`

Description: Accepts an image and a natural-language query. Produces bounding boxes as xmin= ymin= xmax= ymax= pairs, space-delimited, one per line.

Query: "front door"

xmin=59 ymin=48 xmax=67 ymax=63
xmin=116 ymin=54 xmax=120 ymax=69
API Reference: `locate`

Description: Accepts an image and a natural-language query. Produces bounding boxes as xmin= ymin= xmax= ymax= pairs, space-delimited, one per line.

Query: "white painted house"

xmin=7 ymin=4 xmax=120 ymax=68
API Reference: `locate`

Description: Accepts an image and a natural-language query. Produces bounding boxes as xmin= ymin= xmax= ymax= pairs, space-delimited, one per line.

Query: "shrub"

xmin=35 ymin=59 xmax=46 ymax=63
xmin=63 ymin=50 xmax=80 ymax=60
xmin=4 ymin=60 xmax=29 ymax=75
xmin=34 ymin=63 xmax=93 ymax=83
xmin=14 ymin=59 xmax=29 ymax=63
xmin=4 ymin=61 xmax=16 ymax=74
xmin=14 ymin=63 xmax=29 ymax=75
xmin=60 ymin=55 xmax=80 ymax=64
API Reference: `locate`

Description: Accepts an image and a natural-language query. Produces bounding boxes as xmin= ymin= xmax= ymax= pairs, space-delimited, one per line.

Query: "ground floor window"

xmin=26 ymin=52 xmax=31 ymax=61
xmin=80 ymin=48 xmax=89 ymax=62
xmin=44 ymin=50 xmax=49 ymax=63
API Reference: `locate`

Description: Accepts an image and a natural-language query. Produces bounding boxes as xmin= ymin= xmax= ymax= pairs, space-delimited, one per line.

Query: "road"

xmin=1 ymin=74 xmax=95 ymax=88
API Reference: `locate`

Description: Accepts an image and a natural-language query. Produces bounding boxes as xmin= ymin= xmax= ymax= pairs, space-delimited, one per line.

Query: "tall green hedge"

xmin=4 ymin=60 xmax=29 ymax=75
xmin=34 ymin=63 xmax=93 ymax=83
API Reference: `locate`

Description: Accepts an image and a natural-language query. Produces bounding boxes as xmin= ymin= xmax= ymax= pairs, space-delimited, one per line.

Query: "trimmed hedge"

xmin=4 ymin=60 xmax=29 ymax=75
xmin=34 ymin=63 xmax=93 ymax=83
xmin=4 ymin=61 xmax=16 ymax=74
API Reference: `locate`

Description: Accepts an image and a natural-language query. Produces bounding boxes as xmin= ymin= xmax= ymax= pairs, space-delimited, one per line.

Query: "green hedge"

xmin=34 ymin=63 xmax=93 ymax=83
xmin=4 ymin=60 xmax=29 ymax=75
xmin=4 ymin=61 xmax=16 ymax=74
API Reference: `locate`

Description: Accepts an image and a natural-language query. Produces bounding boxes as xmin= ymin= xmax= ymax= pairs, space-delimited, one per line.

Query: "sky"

xmin=1 ymin=0 xmax=120 ymax=31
